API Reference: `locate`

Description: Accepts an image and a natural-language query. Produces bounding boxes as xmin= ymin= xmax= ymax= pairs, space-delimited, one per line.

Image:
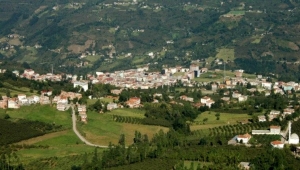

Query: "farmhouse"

xmin=271 ymin=140 xmax=284 ymax=149
xmin=126 ymin=97 xmax=141 ymax=108
xmin=73 ymin=81 xmax=89 ymax=92
xmin=236 ymin=133 xmax=252 ymax=144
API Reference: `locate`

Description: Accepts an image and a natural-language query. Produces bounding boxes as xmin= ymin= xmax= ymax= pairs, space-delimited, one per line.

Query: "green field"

xmin=215 ymin=48 xmax=235 ymax=61
xmin=0 ymin=82 xmax=37 ymax=96
xmin=190 ymin=111 xmax=251 ymax=131
xmin=227 ymin=10 xmax=245 ymax=16
xmin=107 ymin=108 xmax=145 ymax=118
xmin=6 ymin=105 xmax=72 ymax=128
xmin=86 ymin=55 xmax=102 ymax=63
xmin=77 ymin=110 xmax=169 ymax=146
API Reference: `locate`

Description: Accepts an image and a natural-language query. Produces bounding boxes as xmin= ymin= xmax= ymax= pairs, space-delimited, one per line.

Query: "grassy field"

xmin=0 ymin=82 xmax=37 ymax=96
xmin=215 ymin=48 xmax=235 ymax=61
xmin=14 ymin=130 xmax=99 ymax=168
xmin=107 ymin=108 xmax=145 ymax=118
xmin=6 ymin=105 xmax=72 ymax=128
xmin=78 ymin=110 xmax=168 ymax=146
xmin=227 ymin=10 xmax=245 ymax=16
xmin=86 ymin=55 xmax=102 ymax=63
xmin=190 ymin=111 xmax=251 ymax=131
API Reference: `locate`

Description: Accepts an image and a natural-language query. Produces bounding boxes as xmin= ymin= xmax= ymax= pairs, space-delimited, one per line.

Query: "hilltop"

xmin=0 ymin=0 xmax=300 ymax=80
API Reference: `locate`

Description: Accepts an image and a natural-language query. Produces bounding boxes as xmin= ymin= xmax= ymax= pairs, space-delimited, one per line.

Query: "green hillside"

xmin=0 ymin=0 xmax=300 ymax=80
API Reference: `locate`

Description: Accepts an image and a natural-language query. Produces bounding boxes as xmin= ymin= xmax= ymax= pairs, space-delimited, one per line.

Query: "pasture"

xmin=77 ymin=110 xmax=168 ymax=146
xmin=215 ymin=48 xmax=235 ymax=61
xmin=190 ymin=111 xmax=251 ymax=131
xmin=6 ymin=105 xmax=72 ymax=128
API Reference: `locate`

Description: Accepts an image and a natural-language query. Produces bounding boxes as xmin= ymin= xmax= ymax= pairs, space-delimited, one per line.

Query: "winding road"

xmin=71 ymin=105 xmax=109 ymax=148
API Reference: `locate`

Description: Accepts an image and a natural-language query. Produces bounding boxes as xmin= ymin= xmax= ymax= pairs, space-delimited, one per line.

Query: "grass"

xmin=190 ymin=111 xmax=251 ymax=131
xmin=86 ymin=55 xmax=102 ymax=63
xmin=107 ymin=108 xmax=145 ymax=118
xmin=15 ymin=130 xmax=99 ymax=166
xmin=0 ymin=82 xmax=37 ymax=96
xmin=6 ymin=105 xmax=72 ymax=128
xmin=227 ymin=10 xmax=245 ymax=16
xmin=77 ymin=111 xmax=169 ymax=146
xmin=215 ymin=48 xmax=235 ymax=61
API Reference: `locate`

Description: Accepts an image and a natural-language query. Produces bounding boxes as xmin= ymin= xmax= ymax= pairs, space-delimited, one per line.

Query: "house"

xmin=238 ymin=162 xmax=250 ymax=170
xmin=211 ymin=83 xmax=218 ymax=91
xmin=232 ymin=91 xmax=242 ymax=98
xmin=201 ymin=96 xmax=211 ymax=104
xmin=41 ymin=90 xmax=53 ymax=96
xmin=107 ymin=103 xmax=118 ymax=110
xmin=57 ymin=96 xmax=68 ymax=104
xmin=238 ymin=95 xmax=248 ymax=102
xmin=258 ymin=115 xmax=266 ymax=122
xmin=271 ymin=140 xmax=284 ymax=149
xmin=111 ymin=89 xmax=122 ymax=95
xmin=236 ymin=133 xmax=251 ymax=144
xmin=180 ymin=95 xmax=194 ymax=102
xmin=283 ymin=108 xmax=295 ymax=117
xmin=269 ymin=110 xmax=280 ymax=121
xmin=0 ymin=100 xmax=7 ymax=109
xmin=40 ymin=95 xmax=50 ymax=105
xmin=206 ymin=100 xmax=215 ymax=108
xmin=27 ymin=95 xmax=40 ymax=104
xmin=17 ymin=94 xmax=26 ymax=101
xmin=73 ymin=81 xmax=89 ymax=92
xmin=8 ymin=98 xmax=20 ymax=109
xmin=126 ymin=97 xmax=141 ymax=108
xmin=78 ymin=105 xmax=86 ymax=112
xmin=57 ymin=103 xmax=67 ymax=111
xmin=262 ymin=82 xmax=272 ymax=90
xmin=270 ymin=126 xmax=281 ymax=134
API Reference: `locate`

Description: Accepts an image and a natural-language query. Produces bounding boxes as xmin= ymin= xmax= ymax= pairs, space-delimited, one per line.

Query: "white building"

xmin=271 ymin=140 xmax=284 ymax=149
xmin=270 ymin=126 xmax=281 ymax=134
xmin=73 ymin=81 xmax=89 ymax=92
xmin=236 ymin=133 xmax=251 ymax=144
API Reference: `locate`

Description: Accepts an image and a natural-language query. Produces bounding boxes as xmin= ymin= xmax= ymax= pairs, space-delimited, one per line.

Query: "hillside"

xmin=0 ymin=0 xmax=300 ymax=80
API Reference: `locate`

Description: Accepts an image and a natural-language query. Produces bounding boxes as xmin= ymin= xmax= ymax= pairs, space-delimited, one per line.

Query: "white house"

xmin=262 ymin=82 xmax=272 ymax=90
xmin=8 ymin=98 xmax=20 ymax=109
xmin=107 ymin=103 xmax=118 ymax=110
xmin=201 ymin=96 xmax=211 ymax=104
xmin=236 ymin=133 xmax=251 ymax=144
xmin=73 ymin=81 xmax=89 ymax=92
xmin=238 ymin=95 xmax=248 ymax=102
xmin=271 ymin=140 xmax=284 ymax=149
xmin=258 ymin=115 xmax=266 ymax=122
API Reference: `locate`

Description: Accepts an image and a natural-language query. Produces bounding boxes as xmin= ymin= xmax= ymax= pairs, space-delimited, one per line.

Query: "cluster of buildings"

xmin=88 ymin=66 xmax=178 ymax=89
xmin=231 ymin=122 xmax=299 ymax=149
xmin=0 ymin=92 xmax=51 ymax=109
xmin=257 ymin=108 xmax=295 ymax=122
xmin=17 ymin=69 xmax=63 ymax=82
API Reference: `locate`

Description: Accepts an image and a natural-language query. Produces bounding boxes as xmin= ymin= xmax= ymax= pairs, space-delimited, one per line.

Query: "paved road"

xmin=71 ymin=106 xmax=109 ymax=148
